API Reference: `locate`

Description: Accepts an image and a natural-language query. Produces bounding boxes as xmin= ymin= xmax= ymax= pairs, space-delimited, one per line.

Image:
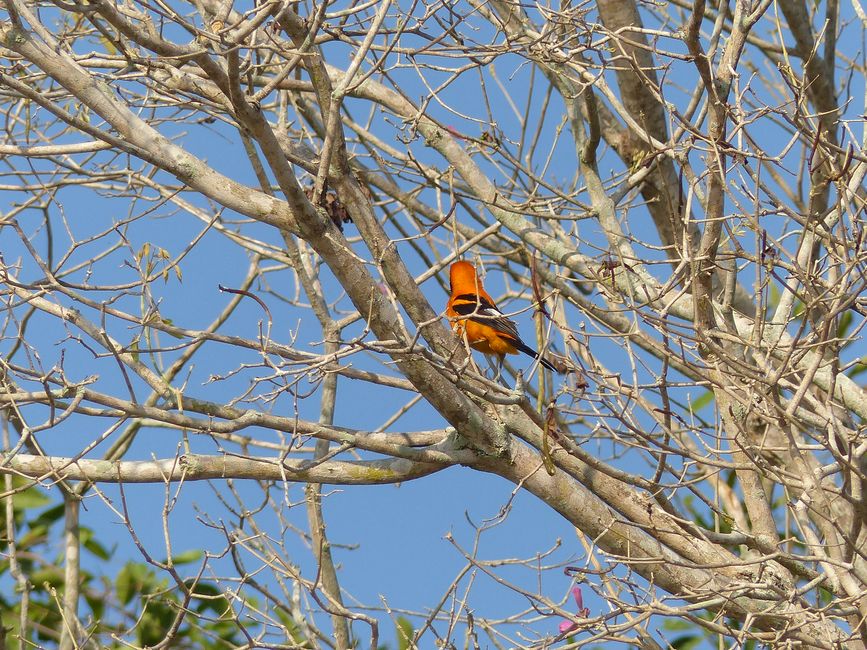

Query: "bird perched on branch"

xmin=446 ymin=260 xmax=557 ymax=372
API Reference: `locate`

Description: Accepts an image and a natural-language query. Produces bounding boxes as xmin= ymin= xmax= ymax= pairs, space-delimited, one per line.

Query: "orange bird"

xmin=446 ymin=261 xmax=556 ymax=372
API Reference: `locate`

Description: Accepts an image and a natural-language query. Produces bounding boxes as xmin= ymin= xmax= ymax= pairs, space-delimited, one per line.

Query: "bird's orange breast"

xmin=453 ymin=319 xmax=518 ymax=356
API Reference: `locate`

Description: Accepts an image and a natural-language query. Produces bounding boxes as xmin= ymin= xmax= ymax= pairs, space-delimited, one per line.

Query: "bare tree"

xmin=1 ymin=0 xmax=866 ymax=647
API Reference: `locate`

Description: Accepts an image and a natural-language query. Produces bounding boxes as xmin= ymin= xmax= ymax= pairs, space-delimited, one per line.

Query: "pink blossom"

xmin=558 ymin=587 xmax=589 ymax=634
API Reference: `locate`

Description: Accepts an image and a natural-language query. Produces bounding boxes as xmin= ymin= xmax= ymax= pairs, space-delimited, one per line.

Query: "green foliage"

xmin=0 ymin=485 xmax=65 ymax=644
xmin=671 ymin=634 xmax=703 ymax=650
xmin=80 ymin=527 xmax=113 ymax=561
xmin=662 ymin=617 xmax=707 ymax=649
xmin=0 ymin=485 xmax=248 ymax=648
xmin=688 ymin=389 xmax=715 ymax=413
xmin=116 ymin=561 xmax=151 ymax=605
xmin=166 ymin=548 xmax=204 ymax=565
xmin=396 ymin=616 xmax=414 ymax=650
xmin=847 ymin=356 xmax=867 ymax=379
xmin=275 ymin=609 xmax=314 ymax=648
xmin=837 ymin=311 xmax=853 ymax=340
xmin=115 ymin=560 xmax=245 ymax=648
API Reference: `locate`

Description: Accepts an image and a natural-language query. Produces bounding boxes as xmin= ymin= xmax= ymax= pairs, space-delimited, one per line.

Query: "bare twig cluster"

xmin=1 ymin=0 xmax=866 ymax=648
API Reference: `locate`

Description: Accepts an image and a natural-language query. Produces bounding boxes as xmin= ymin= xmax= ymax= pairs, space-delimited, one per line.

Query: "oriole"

xmin=446 ymin=261 xmax=556 ymax=372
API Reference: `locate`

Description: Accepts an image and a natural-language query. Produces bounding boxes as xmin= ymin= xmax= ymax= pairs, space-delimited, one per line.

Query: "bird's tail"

xmin=513 ymin=340 xmax=558 ymax=373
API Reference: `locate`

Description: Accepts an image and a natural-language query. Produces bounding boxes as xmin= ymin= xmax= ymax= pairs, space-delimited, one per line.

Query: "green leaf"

xmin=688 ymin=390 xmax=715 ymax=413
xmin=662 ymin=619 xmax=695 ymax=631
xmin=161 ymin=318 xmax=185 ymax=339
xmin=847 ymin=358 xmax=867 ymax=379
xmin=276 ymin=610 xmax=311 ymax=646
xmin=9 ymin=484 xmax=52 ymax=510
xmin=136 ymin=242 xmax=150 ymax=264
xmin=671 ymin=634 xmax=702 ymax=650
xmin=166 ymin=549 xmax=203 ymax=566
xmin=80 ymin=528 xmax=112 ymax=560
xmin=18 ymin=524 xmax=50 ymax=550
xmin=190 ymin=583 xmax=232 ymax=617
xmin=97 ymin=35 xmax=118 ymax=55
xmin=30 ymin=503 xmax=64 ymax=529
xmin=84 ymin=589 xmax=106 ymax=621
xmin=396 ymin=616 xmax=414 ymax=650
xmin=116 ymin=561 xmax=153 ymax=605
xmin=115 ymin=565 xmax=134 ymax=605
xmin=31 ymin=566 xmax=64 ymax=588
xmin=837 ymin=310 xmax=853 ymax=339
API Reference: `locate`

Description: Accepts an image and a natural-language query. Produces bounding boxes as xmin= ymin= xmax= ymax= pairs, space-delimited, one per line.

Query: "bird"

xmin=446 ymin=260 xmax=556 ymax=372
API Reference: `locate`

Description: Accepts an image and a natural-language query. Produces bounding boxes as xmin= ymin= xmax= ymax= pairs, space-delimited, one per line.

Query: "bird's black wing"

xmin=450 ymin=293 xmax=522 ymax=341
